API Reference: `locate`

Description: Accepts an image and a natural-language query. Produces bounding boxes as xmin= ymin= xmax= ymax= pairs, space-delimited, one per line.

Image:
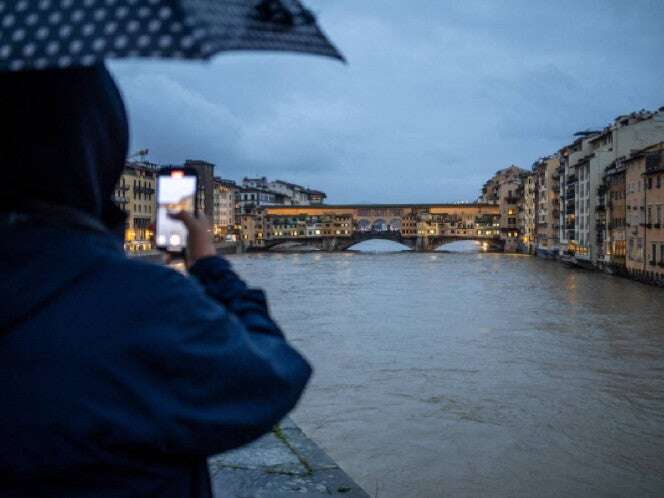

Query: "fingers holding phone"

xmin=167 ymin=211 xmax=216 ymax=267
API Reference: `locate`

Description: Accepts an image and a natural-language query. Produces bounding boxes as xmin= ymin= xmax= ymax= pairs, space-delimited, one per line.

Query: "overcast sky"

xmin=109 ymin=0 xmax=664 ymax=204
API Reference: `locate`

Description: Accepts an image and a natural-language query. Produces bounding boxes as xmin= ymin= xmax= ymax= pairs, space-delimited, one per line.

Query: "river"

xmin=227 ymin=241 xmax=664 ymax=498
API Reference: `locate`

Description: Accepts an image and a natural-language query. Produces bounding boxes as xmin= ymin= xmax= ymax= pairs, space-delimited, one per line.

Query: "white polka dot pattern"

xmin=0 ymin=0 xmax=342 ymax=71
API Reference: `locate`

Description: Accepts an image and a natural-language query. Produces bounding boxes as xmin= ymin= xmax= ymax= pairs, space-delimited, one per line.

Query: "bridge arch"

xmin=341 ymin=230 xmax=415 ymax=251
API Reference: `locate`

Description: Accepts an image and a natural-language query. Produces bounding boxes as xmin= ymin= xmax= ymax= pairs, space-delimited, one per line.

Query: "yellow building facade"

xmin=114 ymin=162 xmax=157 ymax=251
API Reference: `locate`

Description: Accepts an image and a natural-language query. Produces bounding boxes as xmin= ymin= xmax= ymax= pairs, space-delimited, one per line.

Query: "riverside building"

xmin=604 ymin=161 xmax=627 ymax=271
xmin=523 ymin=173 xmax=536 ymax=254
xmin=480 ymin=165 xmax=529 ymax=252
xmin=212 ymin=178 xmax=236 ymax=240
xmin=554 ymin=108 xmax=664 ymax=266
xmin=184 ymin=160 xmax=216 ymax=221
xmin=242 ymin=177 xmax=327 ymax=206
xmin=643 ymin=143 xmax=664 ymax=282
xmin=114 ymin=161 xmax=157 ymax=252
xmin=533 ymin=155 xmax=561 ymax=258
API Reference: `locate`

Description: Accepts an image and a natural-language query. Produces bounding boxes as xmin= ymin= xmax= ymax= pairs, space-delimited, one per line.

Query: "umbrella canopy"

xmin=0 ymin=0 xmax=343 ymax=72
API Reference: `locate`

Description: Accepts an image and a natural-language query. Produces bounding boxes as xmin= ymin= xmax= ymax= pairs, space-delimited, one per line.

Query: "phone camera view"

xmin=156 ymin=172 xmax=196 ymax=252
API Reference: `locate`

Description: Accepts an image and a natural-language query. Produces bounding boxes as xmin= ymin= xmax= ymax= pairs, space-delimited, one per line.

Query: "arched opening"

xmin=347 ymin=239 xmax=412 ymax=252
xmin=355 ymin=219 xmax=371 ymax=232
xmin=370 ymin=219 xmax=387 ymax=231
xmin=387 ymin=218 xmax=401 ymax=231
xmin=434 ymin=240 xmax=487 ymax=253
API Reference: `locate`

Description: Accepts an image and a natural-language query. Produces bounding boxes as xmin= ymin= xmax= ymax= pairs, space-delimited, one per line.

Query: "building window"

xmin=651 ymin=243 xmax=657 ymax=265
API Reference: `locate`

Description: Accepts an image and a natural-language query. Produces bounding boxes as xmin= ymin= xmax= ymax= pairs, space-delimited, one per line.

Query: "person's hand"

xmin=167 ymin=211 xmax=216 ymax=267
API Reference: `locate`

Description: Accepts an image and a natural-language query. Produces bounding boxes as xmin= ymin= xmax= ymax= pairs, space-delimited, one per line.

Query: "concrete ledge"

xmin=209 ymin=418 xmax=368 ymax=498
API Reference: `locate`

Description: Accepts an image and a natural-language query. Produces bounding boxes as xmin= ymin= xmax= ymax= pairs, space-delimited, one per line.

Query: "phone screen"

xmin=156 ymin=171 xmax=197 ymax=252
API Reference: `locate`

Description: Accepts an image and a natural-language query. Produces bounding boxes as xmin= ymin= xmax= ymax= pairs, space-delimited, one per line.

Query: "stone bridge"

xmin=241 ymin=203 xmax=503 ymax=252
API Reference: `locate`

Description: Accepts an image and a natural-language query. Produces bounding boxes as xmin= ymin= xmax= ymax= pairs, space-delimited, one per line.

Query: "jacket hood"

xmin=0 ymin=63 xmax=129 ymax=229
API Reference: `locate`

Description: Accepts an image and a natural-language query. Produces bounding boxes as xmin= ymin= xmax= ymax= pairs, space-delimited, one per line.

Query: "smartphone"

xmin=155 ymin=167 xmax=198 ymax=254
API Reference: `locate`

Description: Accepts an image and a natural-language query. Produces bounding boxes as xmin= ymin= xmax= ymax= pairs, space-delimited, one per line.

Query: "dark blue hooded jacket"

xmin=0 ymin=65 xmax=311 ymax=497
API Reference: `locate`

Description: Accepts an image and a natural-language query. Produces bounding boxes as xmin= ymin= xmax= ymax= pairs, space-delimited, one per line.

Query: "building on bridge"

xmin=238 ymin=204 xmax=502 ymax=252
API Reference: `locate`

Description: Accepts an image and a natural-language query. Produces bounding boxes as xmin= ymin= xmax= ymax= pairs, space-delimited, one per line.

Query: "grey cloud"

xmin=110 ymin=1 xmax=664 ymax=202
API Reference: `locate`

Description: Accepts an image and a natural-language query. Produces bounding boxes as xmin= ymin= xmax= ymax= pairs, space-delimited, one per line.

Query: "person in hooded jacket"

xmin=0 ymin=64 xmax=312 ymax=498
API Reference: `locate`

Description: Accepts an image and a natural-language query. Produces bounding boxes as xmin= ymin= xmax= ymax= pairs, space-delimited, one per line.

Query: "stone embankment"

xmin=210 ymin=418 xmax=368 ymax=498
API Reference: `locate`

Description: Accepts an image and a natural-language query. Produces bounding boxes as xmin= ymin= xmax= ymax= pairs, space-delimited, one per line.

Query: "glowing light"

xmin=157 ymin=235 xmax=166 ymax=245
xmin=169 ymin=234 xmax=182 ymax=246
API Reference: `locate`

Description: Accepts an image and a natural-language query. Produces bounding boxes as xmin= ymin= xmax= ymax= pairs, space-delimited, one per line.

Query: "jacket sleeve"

xmin=106 ymin=256 xmax=312 ymax=458
xmin=188 ymin=256 xmax=285 ymax=340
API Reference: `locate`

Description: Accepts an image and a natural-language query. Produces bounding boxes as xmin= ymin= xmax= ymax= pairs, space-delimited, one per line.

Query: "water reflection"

xmin=229 ymin=251 xmax=664 ymax=498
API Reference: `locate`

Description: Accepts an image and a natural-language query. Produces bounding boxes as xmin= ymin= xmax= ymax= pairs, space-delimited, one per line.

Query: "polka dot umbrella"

xmin=0 ymin=0 xmax=343 ymax=71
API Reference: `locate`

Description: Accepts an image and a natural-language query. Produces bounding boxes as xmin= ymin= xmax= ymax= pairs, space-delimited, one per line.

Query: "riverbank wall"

xmin=210 ymin=418 xmax=369 ymax=498
xmin=526 ymin=250 xmax=664 ymax=288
